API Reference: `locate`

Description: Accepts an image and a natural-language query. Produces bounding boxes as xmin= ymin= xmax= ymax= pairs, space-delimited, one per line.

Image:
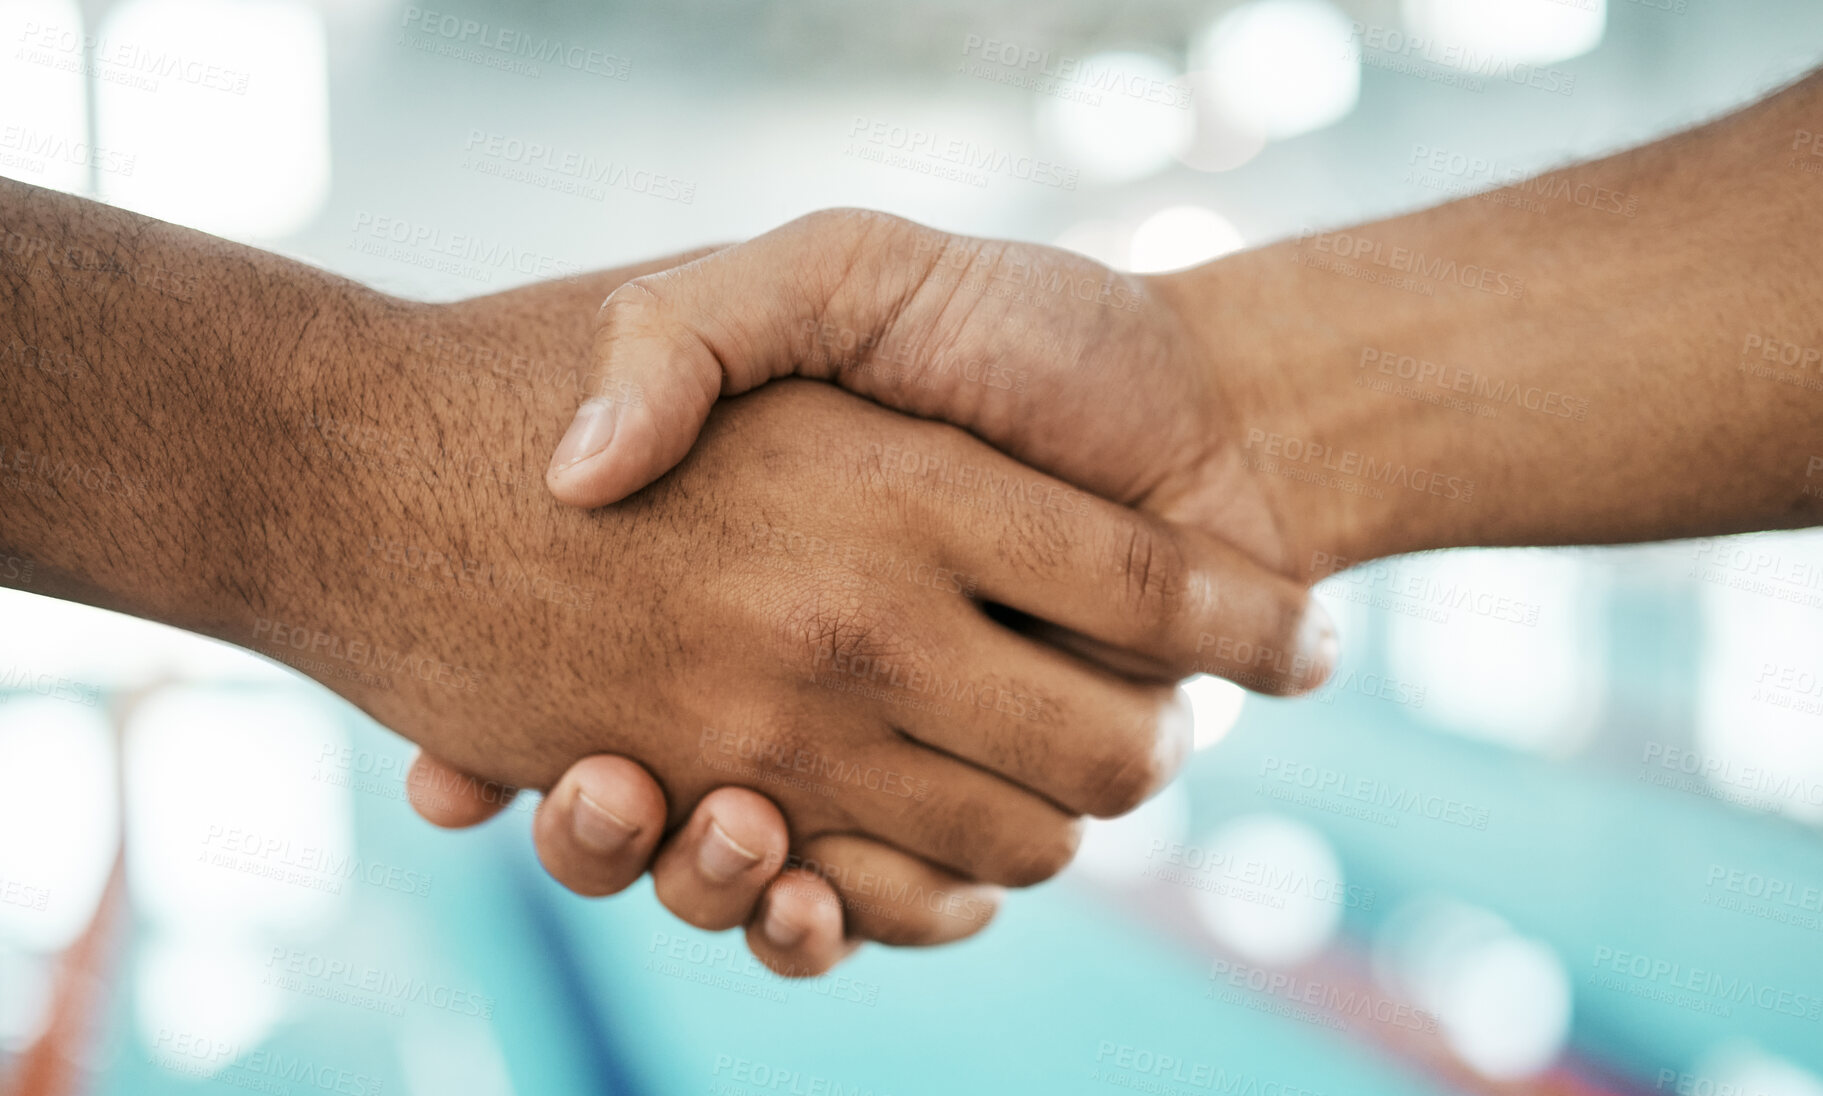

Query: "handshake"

xmin=12 ymin=72 xmax=1810 ymax=986
xmin=329 ymin=208 xmax=1349 ymax=980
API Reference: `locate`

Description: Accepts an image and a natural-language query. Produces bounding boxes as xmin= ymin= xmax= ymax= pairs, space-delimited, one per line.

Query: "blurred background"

xmin=4 ymin=0 xmax=1823 ymax=1092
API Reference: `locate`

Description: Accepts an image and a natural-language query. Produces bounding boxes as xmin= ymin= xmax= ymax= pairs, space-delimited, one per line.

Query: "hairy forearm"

xmin=0 ymin=177 xmax=368 ymax=633
xmin=0 ymin=175 xmax=695 ymax=681
xmin=1173 ymin=71 xmax=1823 ymax=574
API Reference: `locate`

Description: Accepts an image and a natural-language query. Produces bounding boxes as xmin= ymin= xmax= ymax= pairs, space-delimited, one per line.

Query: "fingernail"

xmin=572 ymin=790 xmax=640 ymax=855
xmin=762 ymin=902 xmax=808 ymax=950
xmin=549 ymin=397 xmax=618 ymax=474
xmin=698 ymin=819 xmax=762 ymax=883
xmin=1297 ymin=601 xmax=1340 ymax=687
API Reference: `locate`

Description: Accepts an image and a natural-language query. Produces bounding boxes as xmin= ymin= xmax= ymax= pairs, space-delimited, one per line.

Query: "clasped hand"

xmin=388 ymin=210 xmax=1336 ymax=978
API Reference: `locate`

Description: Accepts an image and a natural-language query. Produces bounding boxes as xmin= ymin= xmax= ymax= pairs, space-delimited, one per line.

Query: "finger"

xmin=909 ymin=444 xmax=1337 ymax=693
xmin=406 ymin=750 xmax=515 ymax=828
xmin=651 ymin=787 xmax=790 ymax=931
xmin=532 ymin=755 xmax=667 ymax=898
xmin=744 ymin=869 xmax=856 ymax=979
xmin=795 ymin=834 xmax=1002 ymax=947
xmin=545 ymin=209 xmax=936 ymax=507
xmin=834 ymin=601 xmax=1192 ymax=819
xmin=824 ymin=742 xmax=1084 ymax=887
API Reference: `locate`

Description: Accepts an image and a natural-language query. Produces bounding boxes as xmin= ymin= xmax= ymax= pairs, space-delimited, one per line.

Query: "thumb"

xmin=543 ymin=209 xmax=933 ymax=508
xmin=543 ymin=279 xmax=727 ymax=507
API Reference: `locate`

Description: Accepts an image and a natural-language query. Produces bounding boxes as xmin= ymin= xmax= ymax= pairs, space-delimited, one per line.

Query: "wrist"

xmin=1156 ymin=242 xmax=1466 ymax=579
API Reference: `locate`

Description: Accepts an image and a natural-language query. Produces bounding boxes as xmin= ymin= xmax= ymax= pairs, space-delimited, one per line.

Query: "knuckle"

xmin=593 ymin=277 xmax=664 ymax=337
xmin=996 ymin=818 xmax=1082 ymax=887
xmin=1116 ymin=523 xmax=1190 ymax=640
xmin=770 ymin=586 xmax=910 ymax=679
xmin=995 ymin=495 xmax=1074 ymax=579
xmin=1082 ymin=729 xmax=1171 ymax=818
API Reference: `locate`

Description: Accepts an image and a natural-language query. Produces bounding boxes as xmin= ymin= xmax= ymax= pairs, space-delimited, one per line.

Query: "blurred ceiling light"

xmin=401 ymin=1013 xmax=519 ymax=1096
xmin=96 ymin=0 xmax=330 ymax=238
xmin=1070 ymin=782 xmax=1190 ymax=889
xmin=1189 ymin=813 xmax=1343 ymax=965
xmin=1695 ymin=1043 xmax=1823 ymax=1096
xmin=1052 ymin=220 xmax=1131 ymax=270
xmin=1127 ymin=205 xmax=1245 ymax=273
xmin=124 ymin=687 xmax=352 ymax=934
xmin=1184 ymin=674 xmax=1246 ymax=752
xmin=1400 ymin=0 xmax=1606 ymax=68
xmin=0 ymin=699 xmax=118 ymax=953
xmin=0 ymin=0 xmax=90 ymax=194
xmin=133 ymin=932 xmax=284 ymax=1080
xmin=1695 ymin=534 xmax=1823 ymax=825
xmin=0 ymin=947 xmax=54 ymax=1053
xmin=1384 ymin=549 xmax=1605 ymax=757
xmin=1440 ymin=934 xmax=1572 ymax=1079
xmin=1191 ymin=0 xmax=1360 ymax=143
xmin=0 ymin=588 xmax=292 ymax=690
xmin=1174 ymin=71 xmax=1267 ymax=174
xmin=1033 ymin=51 xmax=1195 ymax=184
xmin=1374 ymin=897 xmax=1570 ymax=1080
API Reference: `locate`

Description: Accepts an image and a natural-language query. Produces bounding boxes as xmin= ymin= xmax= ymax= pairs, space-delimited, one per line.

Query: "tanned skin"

xmin=1 ymin=175 xmax=1310 ymax=969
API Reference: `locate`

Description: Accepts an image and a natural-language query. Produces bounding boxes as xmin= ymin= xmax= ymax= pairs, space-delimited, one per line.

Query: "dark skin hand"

xmin=2 ymin=177 xmax=1285 ymax=974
